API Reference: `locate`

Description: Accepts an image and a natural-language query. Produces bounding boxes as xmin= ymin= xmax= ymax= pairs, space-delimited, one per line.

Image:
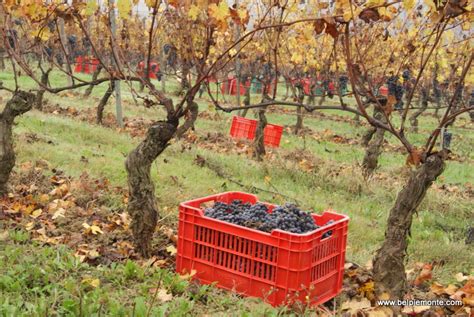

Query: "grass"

xmin=0 ymin=69 xmax=473 ymax=315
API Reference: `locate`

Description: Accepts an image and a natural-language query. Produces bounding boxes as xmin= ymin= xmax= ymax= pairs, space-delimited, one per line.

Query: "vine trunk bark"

xmin=294 ymin=86 xmax=304 ymax=135
xmin=84 ymin=65 xmax=102 ymax=97
xmin=34 ymin=69 xmax=51 ymax=111
xmin=125 ymin=120 xmax=177 ymax=257
xmin=240 ymin=86 xmax=251 ymax=118
xmin=96 ymin=80 xmax=115 ymax=124
xmin=362 ymin=108 xmax=386 ymax=175
xmin=253 ymin=109 xmax=267 ymax=161
xmin=176 ymin=101 xmax=198 ymax=138
xmin=372 ymin=151 xmax=447 ymax=298
xmin=409 ymin=87 xmax=428 ymax=133
xmin=0 ymin=91 xmax=35 ymax=195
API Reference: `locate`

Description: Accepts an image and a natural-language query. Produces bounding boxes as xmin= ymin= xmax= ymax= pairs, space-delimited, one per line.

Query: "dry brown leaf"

xmin=341 ymin=298 xmax=372 ymax=313
xmin=401 ymin=306 xmax=430 ymax=314
xmin=414 ymin=263 xmax=433 ymax=286
xmin=166 ymin=245 xmax=177 ymax=255
xmin=157 ymin=289 xmax=173 ymax=302
xmin=0 ymin=231 xmax=9 ymax=241
xmin=178 ymin=269 xmax=197 ymax=280
xmin=366 ymin=307 xmax=393 ymax=317
xmin=430 ymin=282 xmax=445 ymax=295
xmin=445 ymin=284 xmax=458 ymax=296
xmin=454 ymin=273 xmax=469 ymax=282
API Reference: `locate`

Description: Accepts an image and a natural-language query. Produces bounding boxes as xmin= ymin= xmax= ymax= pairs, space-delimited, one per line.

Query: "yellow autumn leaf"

xmin=343 ymin=10 xmax=353 ymax=22
xmin=365 ymin=0 xmax=385 ymax=7
xmin=117 ymin=0 xmax=131 ymax=19
xmin=237 ymin=8 xmax=248 ymax=21
xmin=85 ymin=0 xmax=98 ymax=16
xmin=82 ymin=277 xmax=100 ymax=288
xmin=31 ymin=28 xmax=51 ymax=41
xmin=209 ymin=2 xmax=229 ymax=22
xmin=30 ymin=209 xmax=43 ymax=219
xmin=424 ymin=0 xmax=437 ymax=11
xmin=82 ymin=223 xmax=104 ymax=235
xmin=188 ymin=4 xmax=201 ymax=21
xmin=166 ymin=245 xmax=177 ymax=255
xmin=403 ymin=0 xmax=415 ymax=10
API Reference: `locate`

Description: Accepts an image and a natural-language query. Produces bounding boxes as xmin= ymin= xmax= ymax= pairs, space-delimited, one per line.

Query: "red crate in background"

xmin=74 ymin=56 xmax=83 ymax=73
xmin=75 ymin=56 xmax=100 ymax=74
xmin=90 ymin=58 xmax=100 ymax=73
xmin=264 ymin=124 xmax=284 ymax=147
xmin=379 ymin=85 xmax=388 ymax=96
xmin=230 ymin=116 xmax=284 ymax=147
xmin=176 ymin=192 xmax=349 ymax=307
xmin=137 ymin=61 xmax=160 ymax=79
xmin=82 ymin=58 xmax=90 ymax=74
xmin=221 ymin=77 xmax=248 ymax=95
xmin=229 ymin=116 xmax=257 ymax=140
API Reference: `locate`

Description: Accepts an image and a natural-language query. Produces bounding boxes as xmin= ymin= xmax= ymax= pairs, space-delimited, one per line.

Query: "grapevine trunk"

xmin=125 ymin=120 xmax=177 ymax=257
xmin=0 ymin=91 xmax=35 ymax=195
xmin=372 ymin=151 xmax=447 ymax=298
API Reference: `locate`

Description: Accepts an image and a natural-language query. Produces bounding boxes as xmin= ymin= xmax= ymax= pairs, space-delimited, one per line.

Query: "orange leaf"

xmin=406 ymin=148 xmax=423 ymax=166
xmin=414 ymin=263 xmax=433 ymax=286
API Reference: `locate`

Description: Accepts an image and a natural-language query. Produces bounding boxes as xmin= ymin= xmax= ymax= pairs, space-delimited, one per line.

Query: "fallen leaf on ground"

xmin=178 ymin=269 xmax=197 ymax=280
xmin=166 ymin=245 xmax=177 ymax=255
xmin=82 ymin=223 xmax=104 ymax=235
xmin=30 ymin=209 xmax=43 ymax=219
xmin=0 ymin=231 xmax=9 ymax=241
xmin=402 ymin=305 xmax=431 ymax=314
xmin=341 ymin=298 xmax=371 ymax=313
xmin=82 ymin=277 xmax=100 ymax=288
xmin=156 ymin=289 xmax=173 ymax=302
xmin=414 ymin=263 xmax=433 ymax=286
xmin=455 ymin=273 xmax=469 ymax=282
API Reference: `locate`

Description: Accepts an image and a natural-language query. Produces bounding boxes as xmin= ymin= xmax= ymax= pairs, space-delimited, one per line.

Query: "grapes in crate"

xmin=204 ymin=200 xmax=333 ymax=235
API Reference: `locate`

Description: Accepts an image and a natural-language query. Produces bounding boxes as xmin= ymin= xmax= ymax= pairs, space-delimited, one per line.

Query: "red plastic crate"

xmin=137 ymin=61 xmax=160 ymax=79
xmin=229 ymin=116 xmax=257 ymax=140
xmin=74 ymin=56 xmax=83 ymax=73
xmin=176 ymin=192 xmax=349 ymax=307
xmin=263 ymin=124 xmax=283 ymax=147
xmin=230 ymin=116 xmax=284 ymax=147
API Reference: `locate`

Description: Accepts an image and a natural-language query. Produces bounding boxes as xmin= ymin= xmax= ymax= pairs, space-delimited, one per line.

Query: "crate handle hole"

xmin=320 ymin=230 xmax=333 ymax=241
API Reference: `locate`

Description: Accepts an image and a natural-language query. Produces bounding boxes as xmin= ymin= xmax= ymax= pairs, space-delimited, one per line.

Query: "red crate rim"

xmin=232 ymin=116 xmax=284 ymax=129
xmin=180 ymin=191 xmax=349 ymax=238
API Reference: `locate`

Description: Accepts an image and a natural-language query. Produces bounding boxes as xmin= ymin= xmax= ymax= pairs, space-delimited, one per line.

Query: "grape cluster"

xmin=204 ymin=200 xmax=333 ymax=235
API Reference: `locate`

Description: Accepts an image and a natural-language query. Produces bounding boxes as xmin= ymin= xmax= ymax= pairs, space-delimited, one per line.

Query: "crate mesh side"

xmin=194 ymin=226 xmax=277 ymax=281
xmin=310 ymin=235 xmax=340 ymax=282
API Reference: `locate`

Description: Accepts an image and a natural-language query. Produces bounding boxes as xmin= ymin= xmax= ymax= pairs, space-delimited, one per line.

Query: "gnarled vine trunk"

xmin=96 ymin=80 xmax=115 ymax=124
xmin=409 ymin=87 xmax=428 ymax=133
xmin=362 ymin=107 xmax=386 ymax=175
xmin=0 ymin=91 xmax=35 ymax=195
xmin=253 ymin=109 xmax=267 ymax=161
xmin=84 ymin=64 xmax=102 ymax=97
xmin=125 ymin=120 xmax=177 ymax=257
xmin=240 ymin=86 xmax=251 ymax=118
xmin=176 ymin=101 xmax=198 ymax=138
xmin=373 ymin=151 xmax=447 ymax=298
xmin=34 ymin=69 xmax=51 ymax=111
xmin=294 ymin=86 xmax=304 ymax=135
xmin=362 ymin=127 xmax=385 ymax=175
